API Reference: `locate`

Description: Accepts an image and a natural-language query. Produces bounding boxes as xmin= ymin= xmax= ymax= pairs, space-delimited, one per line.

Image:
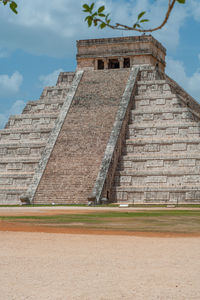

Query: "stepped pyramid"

xmin=1 ymin=35 xmax=200 ymax=205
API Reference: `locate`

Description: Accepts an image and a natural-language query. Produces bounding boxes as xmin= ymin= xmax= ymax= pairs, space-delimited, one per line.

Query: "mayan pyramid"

xmin=1 ymin=35 xmax=200 ymax=205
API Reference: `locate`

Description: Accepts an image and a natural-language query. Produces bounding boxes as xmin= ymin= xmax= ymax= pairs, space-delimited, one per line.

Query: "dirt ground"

xmin=0 ymin=231 xmax=200 ymax=300
xmin=0 ymin=207 xmax=200 ymax=300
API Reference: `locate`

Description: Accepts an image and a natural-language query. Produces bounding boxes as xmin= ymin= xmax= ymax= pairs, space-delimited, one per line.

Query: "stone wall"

xmin=112 ymin=66 xmax=200 ymax=204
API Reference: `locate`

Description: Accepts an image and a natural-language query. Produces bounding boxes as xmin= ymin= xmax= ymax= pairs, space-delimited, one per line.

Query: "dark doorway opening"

xmin=124 ymin=58 xmax=130 ymax=68
xmin=108 ymin=59 xmax=119 ymax=69
xmin=98 ymin=60 xmax=104 ymax=70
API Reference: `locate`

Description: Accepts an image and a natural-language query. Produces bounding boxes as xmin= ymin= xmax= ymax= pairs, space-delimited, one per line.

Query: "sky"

xmin=0 ymin=0 xmax=200 ymax=128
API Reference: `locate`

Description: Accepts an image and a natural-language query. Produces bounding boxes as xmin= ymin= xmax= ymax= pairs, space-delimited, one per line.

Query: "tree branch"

xmin=93 ymin=0 xmax=177 ymax=32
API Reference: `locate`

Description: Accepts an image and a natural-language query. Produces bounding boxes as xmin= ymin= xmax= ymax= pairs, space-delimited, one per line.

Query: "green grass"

xmin=1 ymin=210 xmax=200 ymax=233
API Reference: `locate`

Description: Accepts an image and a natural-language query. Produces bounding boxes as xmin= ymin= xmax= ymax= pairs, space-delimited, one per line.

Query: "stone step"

xmin=116 ymin=166 xmax=200 ymax=176
xmin=5 ymin=112 xmax=59 ymax=128
xmin=0 ymin=187 xmax=27 ymax=205
xmin=121 ymin=152 xmax=200 ymax=161
xmin=0 ymin=157 xmax=40 ymax=172
xmin=115 ymin=174 xmax=200 ymax=187
xmin=127 ymin=121 xmax=200 ymax=138
xmin=23 ymin=99 xmax=64 ymax=114
xmin=39 ymin=86 xmax=70 ymax=100
xmin=120 ymin=153 xmax=200 ymax=170
xmin=0 ymin=141 xmax=46 ymax=157
xmin=56 ymin=72 xmax=75 ymax=86
xmin=136 ymin=80 xmax=172 ymax=96
xmin=120 ymin=159 xmax=200 ymax=170
xmin=134 ymin=94 xmax=176 ymax=101
xmin=125 ymin=137 xmax=200 ymax=154
xmin=128 ymin=120 xmax=198 ymax=129
xmin=0 ymin=173 xmax=34 ymax=187
xmin=0 ymin=127 xmax=52 ymax=142
xmin=137 ymin=79 xmax=167 ymax=85
xmin=131 ymin=106 xmax=192 ymax=114
xmin=131 ymin=109 xmax=199 ymax=123
xmin=113 ymin=186 xmax=200 ymax=203
xmin=134 ymin=95 xmax=183 ymax=109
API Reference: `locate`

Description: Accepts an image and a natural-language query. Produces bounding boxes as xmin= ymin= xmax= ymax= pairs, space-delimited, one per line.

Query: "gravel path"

xmin=0 ymin=231 xmax=200 ymax=300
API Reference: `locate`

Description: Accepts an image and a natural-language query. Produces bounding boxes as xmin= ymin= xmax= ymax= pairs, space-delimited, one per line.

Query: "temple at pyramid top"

xmin=76 ymin=35 xmax=166 ymax=71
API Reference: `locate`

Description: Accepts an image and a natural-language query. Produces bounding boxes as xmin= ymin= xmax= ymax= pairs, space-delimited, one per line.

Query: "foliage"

xmin=83 ymin=0 xmax=185 ymax=32
xmin=1 ymin=0 xmax=18 ymax=14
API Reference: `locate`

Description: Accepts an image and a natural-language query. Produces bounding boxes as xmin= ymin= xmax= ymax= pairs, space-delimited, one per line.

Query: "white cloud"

xmin=39 ymin=68 xmax=64 ymax=86
xmin=189 ymin=0 xmax=200 ymax=21
xmin=0 ymin=71 xmax=23 ymax=97
xmin=166 ymin=57 xmax=200 ymax=101
xmin=0 ymin=49 xmax=10 ymax=58
xmin=0 ymin=100 xmax=26 ymax=128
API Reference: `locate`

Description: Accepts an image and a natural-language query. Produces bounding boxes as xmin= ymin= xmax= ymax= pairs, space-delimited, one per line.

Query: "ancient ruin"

xmin=1 ymin=35 xmax=200 ymax=205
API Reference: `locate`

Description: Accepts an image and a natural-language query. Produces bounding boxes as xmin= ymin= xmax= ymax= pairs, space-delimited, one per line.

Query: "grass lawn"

xmin=1 ymin=210 xmax=200 ymax=233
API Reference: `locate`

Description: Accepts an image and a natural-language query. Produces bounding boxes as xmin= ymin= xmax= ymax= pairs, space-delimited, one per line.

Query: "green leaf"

xmin=140 ymin=19 xmax=149 ymax=23
xmin=177 ymin=0 xmax=185 ymax=3
xmin=83 ymin=4 xmax=90 ymax=11
xmin=98 ymin=5 xmax=105 ymax=13
xmin=100 ymin=22 xmax=106 ymax=29
xmin=137 ymin=11 xmax=146 ymax=20
xmin=133 ymin=23 xmax=141 ymax=28
xmin=90 ymin=2 xmax=94 ymax=11
xmin=10 ymin=1 xmax=17 ymax=14
xmin=105 ymin=13 xmax=110 ymax=21
xmin=88 ymin=17 xmax=92 ymax=27
xmin=98 ymin=13 xmax=105 ymax=17
xmin=94 ymin=19 xmax=98 ymax=26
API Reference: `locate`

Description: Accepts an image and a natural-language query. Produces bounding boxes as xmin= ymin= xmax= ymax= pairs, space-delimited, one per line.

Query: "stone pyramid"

xmin=1 ymin=35 xmax=200 ymax=205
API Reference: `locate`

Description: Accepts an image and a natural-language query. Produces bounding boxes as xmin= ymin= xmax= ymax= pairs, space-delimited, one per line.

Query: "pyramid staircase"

xmin=112 ymin=67 xmax=200 ymax=204
xmin=0 ymin=72 xmax=74 ymax=204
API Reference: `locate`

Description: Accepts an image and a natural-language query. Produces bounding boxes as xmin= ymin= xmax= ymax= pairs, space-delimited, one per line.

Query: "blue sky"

xmin=0 ymin=0 xmax=200 ymax=128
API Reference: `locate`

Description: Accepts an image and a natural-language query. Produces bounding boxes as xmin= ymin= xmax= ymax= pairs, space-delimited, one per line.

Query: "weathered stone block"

xmin=172 ymin=143 xmax=186 ymax=151
xmin=166 ymin=127 xmax=178 ymax=135
xmin=0 ymin=178 xmax=13 ymax=185
xmin=139 ymin=99 xmax=150 ymax=106
xmin=146 ymin=160 xmax=164 ymax=167
xmin=120 ymin=176 xmax=132 ymax=183
xmin=163 ymin=113 xmax=173 ymax=120
xmin=170 ymin=192 xmax=186 ymax=202
xmin=186 ymin=191 xmax=200 ymax=200
xmin=145 ymin=191 xmax=169 ymax=200
xmin=179 ymin=159 xmax=196 ymax=166
xmin=163 ymin=84 xmax=170 ymax=91
xmin=144 ymin=128 xmax=157 ymax=135
xmin=156 ymin=98 xmax=166 ymax=105
xmin=128 ymin=192 xmax=142 ymax=201
xmin=184 ymin=175 xmax=200 ymax=183
xmin=146 ymin=176 xmax=167 ymax=183
xmin=145 ymin=144 xmax=160 ymax=152
xmin=7 ymin=163 xmax=23 ymax=170
xmin=143 ymin=113 xmax=154 ymax=121
xmin=17 ymin=148 xmax=30 ymax=155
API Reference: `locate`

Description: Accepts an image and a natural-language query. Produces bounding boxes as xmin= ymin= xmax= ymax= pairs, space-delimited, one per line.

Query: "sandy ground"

xmin=0 ymin=231 xmax=200 ymax=300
